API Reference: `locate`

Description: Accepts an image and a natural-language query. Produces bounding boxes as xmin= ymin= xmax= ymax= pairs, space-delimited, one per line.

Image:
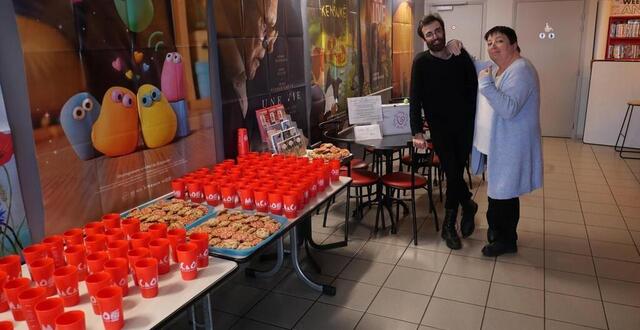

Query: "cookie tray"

xmin=187 ymin=209 xmax=290 ymax=259
xmin=119 ymin=192 xmax=217 ymax=231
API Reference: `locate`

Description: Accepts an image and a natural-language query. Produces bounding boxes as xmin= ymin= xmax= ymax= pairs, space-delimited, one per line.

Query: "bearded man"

xmin=409 ymin=14 xmax=478 ymax=250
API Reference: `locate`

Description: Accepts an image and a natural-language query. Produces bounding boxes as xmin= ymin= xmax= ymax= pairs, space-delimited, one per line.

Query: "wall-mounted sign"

xmin=539 ymin=22 xmax=556 ymax=40
xmin=612 ymin=0 xmax=640 ymax=16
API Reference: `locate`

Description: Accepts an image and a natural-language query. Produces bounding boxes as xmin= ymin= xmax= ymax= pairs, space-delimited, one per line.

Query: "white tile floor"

xmin=181 ymin=138 xmax=640 ymax=329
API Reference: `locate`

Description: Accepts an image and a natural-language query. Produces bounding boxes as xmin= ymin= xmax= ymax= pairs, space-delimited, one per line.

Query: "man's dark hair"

xmin=484 ymin=26 xmax=521 ymax=52
xmin=417 ymin=14 xmax=445 ymax=40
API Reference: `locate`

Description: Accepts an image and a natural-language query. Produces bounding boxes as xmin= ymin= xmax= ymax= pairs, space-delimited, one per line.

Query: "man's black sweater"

xmin=409 ymin=49 xmax=478 ymax=137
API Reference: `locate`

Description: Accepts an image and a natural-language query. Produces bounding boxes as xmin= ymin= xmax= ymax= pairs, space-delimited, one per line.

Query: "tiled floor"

xmin=181 ymin=138 xmax=640 ymax=329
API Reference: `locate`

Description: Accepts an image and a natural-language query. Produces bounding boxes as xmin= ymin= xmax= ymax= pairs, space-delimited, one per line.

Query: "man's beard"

xmin=427 ymin=36 xmax=446 ymax=52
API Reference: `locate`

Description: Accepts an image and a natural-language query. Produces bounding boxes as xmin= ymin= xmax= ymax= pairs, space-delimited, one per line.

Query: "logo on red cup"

xmin=284 ymin=204 xmax=297 ymax=212
xmin=180 ymin=261 xmax=197 ymax=273
xmin=269 ymin=202 xmax=282 ymax=212
xmin=102 ymin=309 xmax=121 ymax=322
xmin=37 ymin=277 xmax=55 ymax=288
xmin=160 ymin=255 xmax=170 ymax=266
xmin=242 ymin=197 xmax=254 ymax=208
xmin=222 ymin=195 xmax=235 ymax=204
xmin=256 ymin=200 xmax=267 ymax=208
xmin=206 ymin=193 xmax=220 ymax=202
xmin=117 ymin=278 xmax=127 ymax=287
xmin=138 ymin=278 xmax=157 ymax=289
xmin=190 ymin=191 xmax=203 ymax=199
xmin=57 ymin=286 xmax=78 ymax=297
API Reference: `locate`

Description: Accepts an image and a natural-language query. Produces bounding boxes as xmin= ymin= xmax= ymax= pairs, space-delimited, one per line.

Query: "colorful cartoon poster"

xmin=360 ymin=0 xmax=393 ymax=95
xmin=215 ymin=0 xmax=308 ymax=157
xmin=0 ymin=85 xmax=32 ymax=256
xmin=13 ymin=1 xmax=217 ymax=234
xmin=307 ymin=0 xmax=361 ymax=142
xmin=392 ymin=0 xmax=413 ymax=99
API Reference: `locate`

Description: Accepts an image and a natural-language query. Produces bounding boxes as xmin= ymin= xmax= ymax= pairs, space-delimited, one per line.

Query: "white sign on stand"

xmin=354 ymin=124 xmax=383 ymax=141
xmin=347 ymin=96 xmax=383 ymax=125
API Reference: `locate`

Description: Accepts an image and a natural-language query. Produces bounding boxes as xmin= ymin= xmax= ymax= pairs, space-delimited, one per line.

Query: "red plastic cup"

xmin=62 ymin=228 xmax=84 ymax=247
xmin=101 ymin=214 xmax=121 ymax=229
xmin=84 ymin=221 xmax=105 ymax=236
xmin=0 ymin=321 xmax=12 ymax=330
xmin=0 ymin=270 xmax=7 ymax=312
xmin=22 ymin=244 xmax=48 ymax=268
xmin=203 ymin=183 xmax=221 ymax=206
xmin=188 ymin=233 xmax=209 ymax=268
xmin=103 ymin=258 xmax=129 ymax=297
xmin=63 ymin=245 xmax=87 ymax=282
xmin=220 ymin=185 xmax=237 ymax=208
xmin=104 ymin=228 xmax=125 ymax=243
xmin=329 ymin=159 xmax=340 ymax=182
xmin=187 ymin=180 xmax=204 ymax=203
xmin=307 ymin=178 xmax=318 ymax=198
xmin=28 ymin=258 xmax=56 ymax=297
xmin=127 ymin=248 xmax=149 ymax=286
xmin=86 ymin=252 xmax=109 ymax=275
xmin=0 ymin=255 xmax=21 ymax=280
xmin=53 ymin=265 xmax=79 ymax=307
xmin=148 ymin=239 xmax=170 ymax=275
xmin=120 ymin=218 xmax=140 ymax=240
xmin=85 ymin=272 xmax=112 ymax=315
xmin=106 ymin=240 xmax=129 ymax=260
xmin=55 ymin=311 xmax=86 ymax=330
xmin=147 ymin=223 xmax=167 ymax=240
xmin=176 ymin=243 xmax=198 ymax=281
xmin=18 ymin=287 xmax=47 ymax=330
xmin=84 ymin=234 xmax=106 ymax=254
xmin=253 ymin=189 xmax=269 ymax=212
xmin=129 ymin=232 xmax=151 ymax=249
xmin=167 ymin=229 xmax=186 ymax=263
xmin=171 ymin=179 xmax=185 ymax=199
xmin=95 ymin=286 xmax=124 ymax=330
xmin=282 ymin=194 xmax=299 ymax=219
xmin=134 ymin=258 xmax=158 ymax=298
xmin=268 ymin=192 xmax=283 ymax=215
xmin=41 ymin=235 xmax=66 ymax=268
xmin=4 ymin=277 xmax=30 ymax=321
xmin=238 ymin=187 xmax=255 ymax=210
xmin=34 ymin=297 xmax=64 ymax=330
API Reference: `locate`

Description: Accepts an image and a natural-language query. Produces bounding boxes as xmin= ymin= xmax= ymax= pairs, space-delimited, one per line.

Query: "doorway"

xmin=515 ymin=0 xmax=585 ymax=137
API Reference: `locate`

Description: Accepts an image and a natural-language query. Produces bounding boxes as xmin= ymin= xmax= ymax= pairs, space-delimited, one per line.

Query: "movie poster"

xmin=0 ymin=85 xmax=32 ymax=256
xmin=392 ymin=0 xmax=413 ymax=99
xmin=307 ymin=0 xmax=361 ymax=142
xmin=360 ymin=0 xmax=393 ymax=96
xmin=215 ymin=0 xmax=307 ymax=157
xmin=13 ymin=1 xmax=217 ymax=235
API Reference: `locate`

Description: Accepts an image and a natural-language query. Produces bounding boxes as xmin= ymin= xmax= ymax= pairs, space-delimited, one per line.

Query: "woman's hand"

xmin=478 ymin=66 xmax=492 ymax=80
xmin=446 ymin=40 xmax=464 ymax=56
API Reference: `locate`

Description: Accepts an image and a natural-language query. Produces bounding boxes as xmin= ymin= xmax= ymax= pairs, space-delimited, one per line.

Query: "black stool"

xmin=615 ymin=99 xmax=640 ymax=159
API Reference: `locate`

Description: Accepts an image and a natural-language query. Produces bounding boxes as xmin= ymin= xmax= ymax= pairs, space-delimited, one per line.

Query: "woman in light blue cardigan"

xmin=476 ymin=26 xmax=543 ymax=256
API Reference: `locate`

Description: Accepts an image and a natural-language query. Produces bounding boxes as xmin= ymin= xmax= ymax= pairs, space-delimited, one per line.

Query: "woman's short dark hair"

xmin=484 ymin=26 xmax=521 ymax=52
xmin=417 ymin=14 xmax=445 ymax=40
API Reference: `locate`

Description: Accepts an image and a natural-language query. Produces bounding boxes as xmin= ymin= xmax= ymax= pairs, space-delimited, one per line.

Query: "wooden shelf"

xmin=606 ymin=15 xmax=640 ymax=61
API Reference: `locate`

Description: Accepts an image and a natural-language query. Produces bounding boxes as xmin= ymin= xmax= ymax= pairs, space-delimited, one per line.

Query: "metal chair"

xmin=378 ymin=142 xmax=439 ymax=245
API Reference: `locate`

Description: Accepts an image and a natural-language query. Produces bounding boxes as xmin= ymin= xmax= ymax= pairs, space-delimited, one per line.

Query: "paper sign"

xmin=347 ymin=96 xmax=383 ymax=125
xmin=354 ymin=124 xmax=383 ymax=141
xmin=381 ymin=104 xmax=411 ymax=136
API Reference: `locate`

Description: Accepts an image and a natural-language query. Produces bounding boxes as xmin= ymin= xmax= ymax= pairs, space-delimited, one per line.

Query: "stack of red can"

xmin=0 ymin=212 xmax=210 ymax=330
xmin=170 ymin=152 xmax=342 ymax=219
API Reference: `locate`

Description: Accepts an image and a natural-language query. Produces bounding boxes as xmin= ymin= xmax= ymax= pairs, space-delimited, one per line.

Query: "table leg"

xmin=205 ymin=292 xmax=214 ymax=330
xmin=245 ymin=237 xmax=284 ymax=278
xmin=290 ymin=227 xmax=336 ymax=296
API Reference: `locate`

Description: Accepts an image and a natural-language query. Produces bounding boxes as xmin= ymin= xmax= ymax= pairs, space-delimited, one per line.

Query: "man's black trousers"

xmin=430 ymin=127 xmax=473 ymax=210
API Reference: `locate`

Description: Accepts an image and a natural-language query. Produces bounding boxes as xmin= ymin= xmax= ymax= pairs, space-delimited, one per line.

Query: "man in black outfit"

xmin=410 ymin=14 xmax=478 ymax=250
